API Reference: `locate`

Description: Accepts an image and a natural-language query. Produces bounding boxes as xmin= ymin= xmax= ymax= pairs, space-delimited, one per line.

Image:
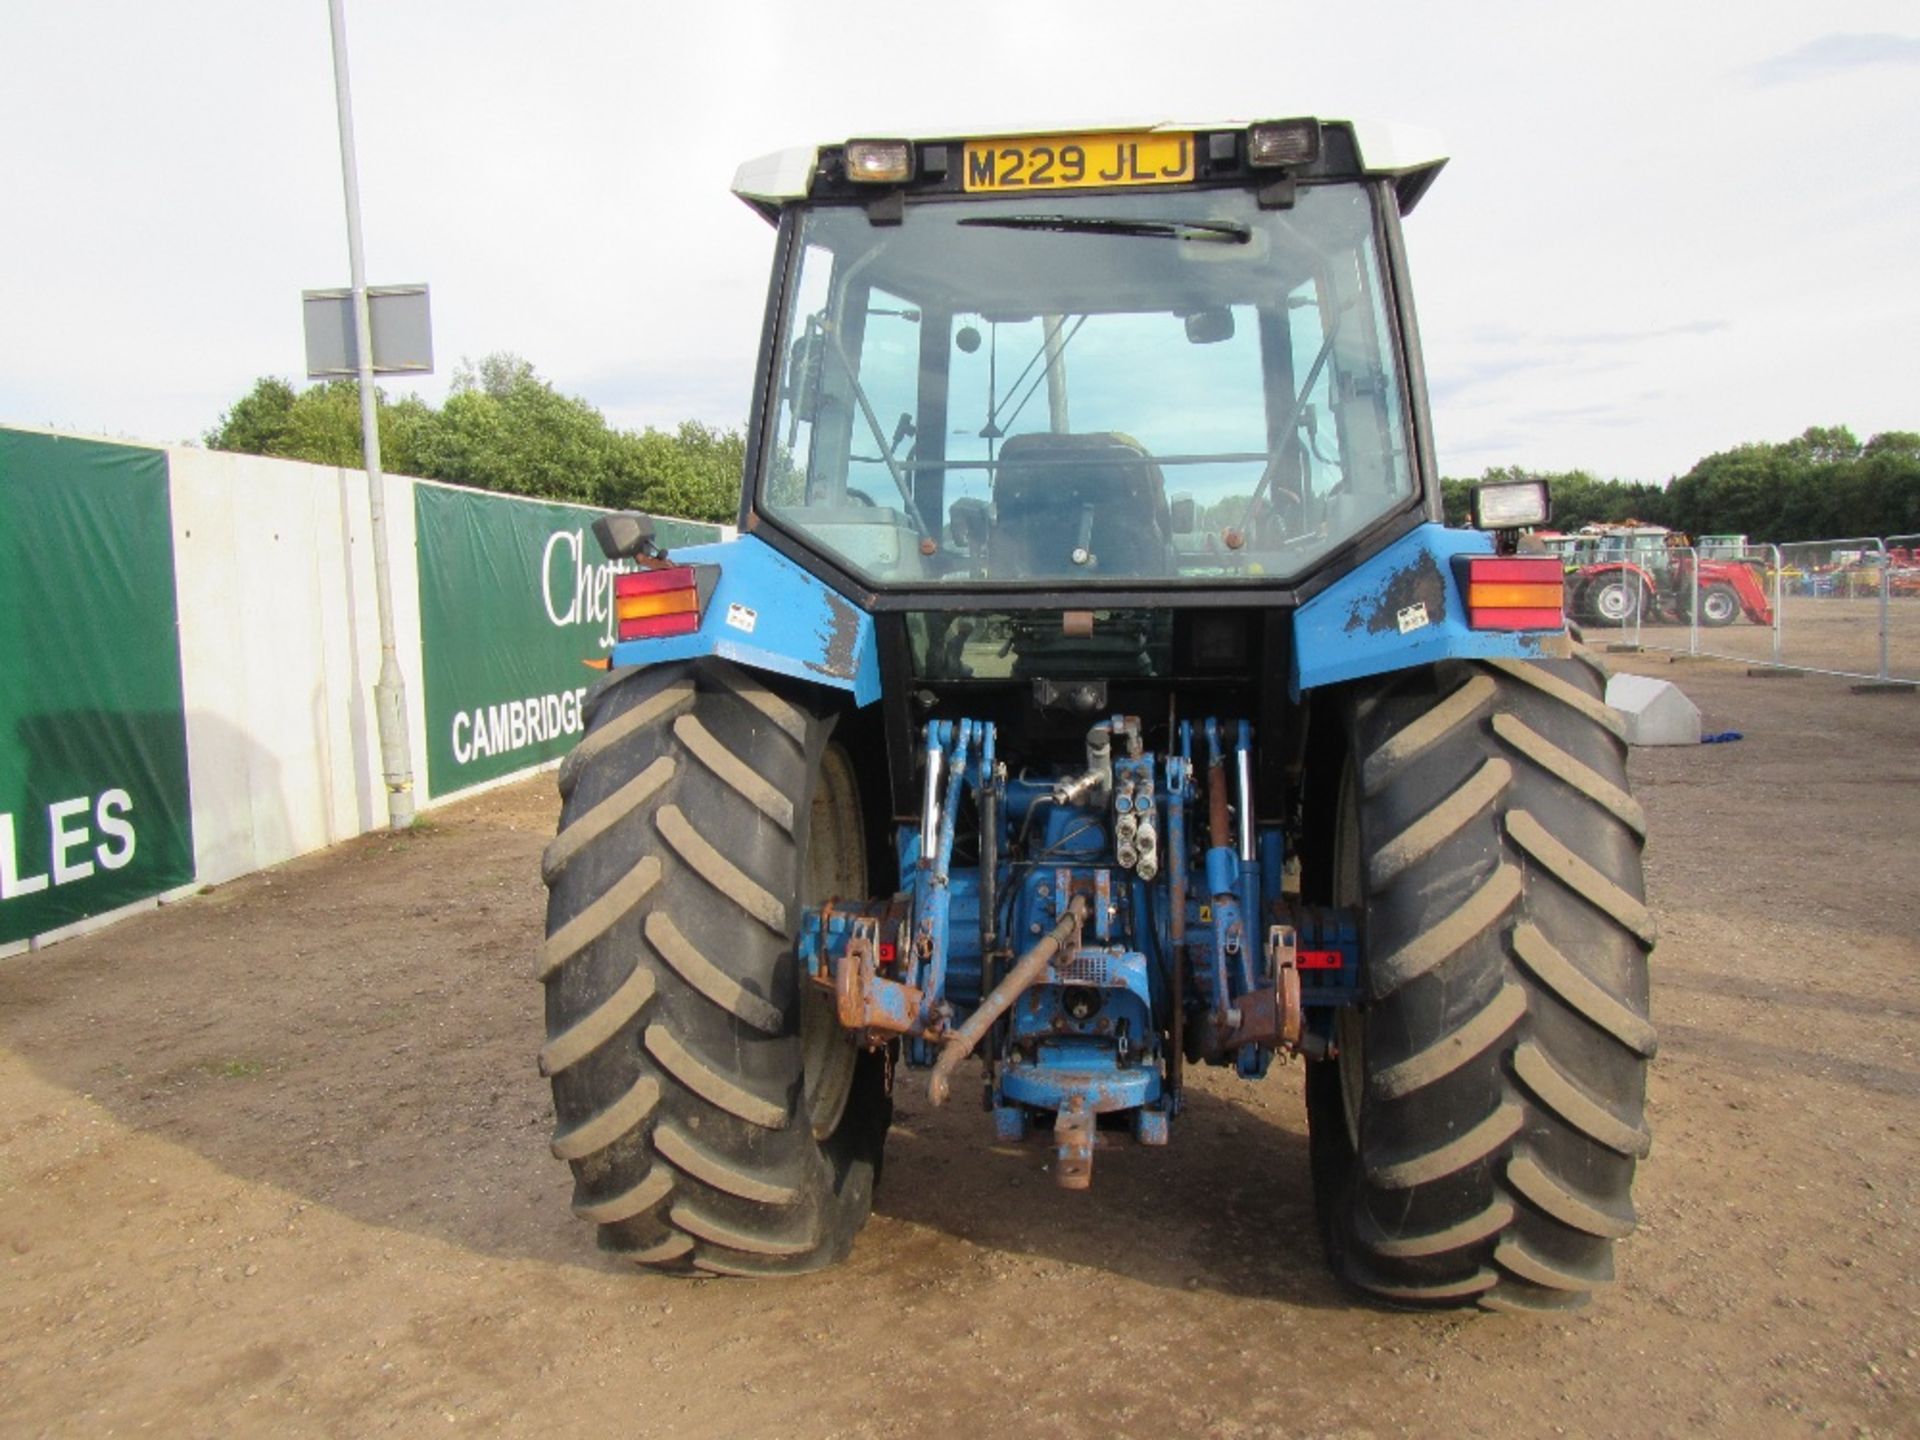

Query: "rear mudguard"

xmin=605 ymin=535 xmax=881 ymax=705
xmin=1290 ymin=523 xmax=1569 ymax=696
xmin=606 ymin=525 xmax=1566 ymax=707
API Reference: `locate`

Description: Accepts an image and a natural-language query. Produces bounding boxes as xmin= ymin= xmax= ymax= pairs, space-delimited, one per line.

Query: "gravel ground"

xmin=1 ymin=653 xmax=1916 ymax=1438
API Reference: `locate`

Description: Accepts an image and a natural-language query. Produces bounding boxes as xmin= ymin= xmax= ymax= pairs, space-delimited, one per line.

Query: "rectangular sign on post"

xmin=302 ymin=284 xmax=433 ymax=377
xmin=0 ymin=430 xmax=197 ymax=945
xmin=414 ymin=483 xmax=722 ymax=798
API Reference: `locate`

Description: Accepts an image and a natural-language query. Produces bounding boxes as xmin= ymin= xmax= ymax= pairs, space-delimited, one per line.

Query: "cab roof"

xmin=731 ymin=117 xmax=1446 ymax=223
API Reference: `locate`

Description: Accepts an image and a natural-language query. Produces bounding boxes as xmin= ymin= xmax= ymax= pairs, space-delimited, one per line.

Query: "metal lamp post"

xmin=324 ymin=0 xmax=416 ymax=829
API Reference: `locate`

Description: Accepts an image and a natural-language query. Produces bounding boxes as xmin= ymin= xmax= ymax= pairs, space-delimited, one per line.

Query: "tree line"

xmin=1442 ymin=426 xmax=1920 ymax=543
xmin=209 ymin=368 xmax=1917 ymax=544
xmin=204 ymin=354 xmax=741 ymax=525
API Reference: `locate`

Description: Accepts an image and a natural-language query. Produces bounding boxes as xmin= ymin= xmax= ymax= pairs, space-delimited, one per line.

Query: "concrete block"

xmin=1605 ymin=673 xmax=1702 ymax=746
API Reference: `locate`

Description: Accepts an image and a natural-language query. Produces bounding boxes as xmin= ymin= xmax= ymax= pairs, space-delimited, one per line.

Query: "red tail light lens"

xmin=1464 ymin=555 xmax=1564 ymax=631
xmin=615 ymin=566 xmax=702 ymax=640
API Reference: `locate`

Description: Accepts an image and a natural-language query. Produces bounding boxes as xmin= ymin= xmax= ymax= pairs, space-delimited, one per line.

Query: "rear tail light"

xmin=614 ymin=564 xmax=717 ymax=641
xmin=1461 ymin=555 xmax=1564 ymax=631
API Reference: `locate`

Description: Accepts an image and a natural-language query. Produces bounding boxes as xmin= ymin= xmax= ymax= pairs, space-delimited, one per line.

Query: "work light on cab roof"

xmin=536 ymin=111 xmax=1651 ymax=1322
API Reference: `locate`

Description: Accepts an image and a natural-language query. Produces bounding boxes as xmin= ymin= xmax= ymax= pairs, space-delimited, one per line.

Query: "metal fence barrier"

xmin=1570 ymin=534 xmax=1920 ymax=687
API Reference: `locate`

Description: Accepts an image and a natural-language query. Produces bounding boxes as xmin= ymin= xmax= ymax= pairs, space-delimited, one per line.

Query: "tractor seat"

xmin=989 ymin=432 xmax=1174 ymax=579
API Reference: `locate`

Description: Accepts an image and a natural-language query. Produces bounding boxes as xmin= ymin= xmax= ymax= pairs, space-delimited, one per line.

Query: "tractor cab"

xmin=742 ymin=122 xmax=1444 ymax=598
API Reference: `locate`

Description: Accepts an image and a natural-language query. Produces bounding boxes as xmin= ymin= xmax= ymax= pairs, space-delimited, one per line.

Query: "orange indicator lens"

xmin=616 ymin=588 xmax=698 ymax=621
xmin=1468 ymin=582 xmax=1564 ymax=609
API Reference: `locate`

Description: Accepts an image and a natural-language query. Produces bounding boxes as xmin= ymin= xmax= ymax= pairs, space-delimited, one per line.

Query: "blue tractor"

xmin=538 ymin=119 xmax=1654 ymax=1311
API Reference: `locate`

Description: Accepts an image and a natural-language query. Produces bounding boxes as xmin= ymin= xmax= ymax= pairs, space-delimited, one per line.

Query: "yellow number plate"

xmin=962 ymin=132 xmax=1195 ymax=193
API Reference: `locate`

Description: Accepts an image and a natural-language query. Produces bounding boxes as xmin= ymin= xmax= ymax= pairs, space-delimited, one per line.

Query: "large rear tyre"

xmin=1306 ymin=655 xmax=1655 ymax=1311
xmin=538 ymin=658 xmax=890 ymax=1275
xmin=1696 ymin=584 xmax=1739 ymax=627
xmin=1588 ymin=576 xmax=1644 ymax=627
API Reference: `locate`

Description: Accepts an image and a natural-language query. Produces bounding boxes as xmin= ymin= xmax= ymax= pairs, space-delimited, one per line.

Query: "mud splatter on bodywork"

xmin=1345 ymin=548 xmax=1448 ymax=635
xmin=808 ymin=591 xmax=864 ymax=681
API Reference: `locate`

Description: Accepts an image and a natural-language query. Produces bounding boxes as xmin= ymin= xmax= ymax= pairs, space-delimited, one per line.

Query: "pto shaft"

xmin=928 ymin=895 xmax=1087 ymax=1106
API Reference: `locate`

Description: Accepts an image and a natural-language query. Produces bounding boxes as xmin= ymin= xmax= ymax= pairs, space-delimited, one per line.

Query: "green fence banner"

xmin=415 ymin=483 xmax=722 ymax=796
xmin=0 ymin=431 xmax=196 ymax=945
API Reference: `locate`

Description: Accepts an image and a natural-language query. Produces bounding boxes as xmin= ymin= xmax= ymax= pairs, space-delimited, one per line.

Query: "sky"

xmin=1 ymin=1 xmax=1915 ymax=484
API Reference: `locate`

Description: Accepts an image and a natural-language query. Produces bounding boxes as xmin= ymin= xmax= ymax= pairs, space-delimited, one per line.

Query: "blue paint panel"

xmin=607 ymin=534 xmax=881 ymax=705
xmin=1291 ymin=523 xmax=1562 ymax=695
xmin=1001 ymin=1060 xmax=1161 ymax=1113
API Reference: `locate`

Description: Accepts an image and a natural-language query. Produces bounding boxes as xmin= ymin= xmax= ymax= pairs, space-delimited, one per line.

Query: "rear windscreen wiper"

xmin=956 ymin=215 xmax=1250 ymax=244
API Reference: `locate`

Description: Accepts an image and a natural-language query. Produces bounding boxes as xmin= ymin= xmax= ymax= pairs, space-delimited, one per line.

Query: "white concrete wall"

xmin=167 ymin=449 xmax=419 ymax=884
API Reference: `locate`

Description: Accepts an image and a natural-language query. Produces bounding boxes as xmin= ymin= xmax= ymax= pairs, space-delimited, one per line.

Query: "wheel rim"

xmin=1704 ymin=590 xmax=1735 ymax=622
xmin=1595 ymin=582 xmax=1632 ymax=622
xmin=800 ymin=743 xmax=865 ymax=1140
xmin=1332 ymin=764 xmax=1366 ymax=1153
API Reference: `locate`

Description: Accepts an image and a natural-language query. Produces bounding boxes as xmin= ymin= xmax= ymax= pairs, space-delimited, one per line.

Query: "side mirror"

xmin=888 ymin=411 xmax=916 ymax=457
xmin=592 ymin=511 xmax=663 ymax=562
xmin=950 ymin=497 xmax=990 ymax=552
xmin=1184 ymin=308 xmax=1235 ymax=345
xmin=1169 ymin=494 xmax=1197 ymax=532
xmin=785 ymin=328 xmax=823 ymax=412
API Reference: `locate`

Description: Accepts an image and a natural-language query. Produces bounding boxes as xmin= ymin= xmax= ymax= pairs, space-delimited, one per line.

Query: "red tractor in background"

xmin=1546 ymin=523 xmax=1774 ymax=628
